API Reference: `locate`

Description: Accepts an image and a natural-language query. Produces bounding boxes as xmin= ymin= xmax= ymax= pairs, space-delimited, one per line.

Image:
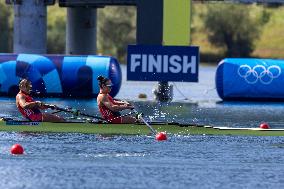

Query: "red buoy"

xmin=155 ymin=132 xmax=167 ymax=141
xmin=260 ymin=122 xmax=270 ymax=129
xmin=10 ymin=144 xmax=24 ymax=155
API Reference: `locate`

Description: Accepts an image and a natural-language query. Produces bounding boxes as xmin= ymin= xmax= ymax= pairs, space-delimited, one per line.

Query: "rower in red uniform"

xmin=16 ymin=79 xmax=65 ymax=122
xmin=97 ymin=76 xmax=137 ymax=123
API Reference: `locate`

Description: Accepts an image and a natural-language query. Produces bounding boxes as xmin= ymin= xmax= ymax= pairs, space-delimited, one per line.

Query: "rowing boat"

xmin=1 ymin=120 xmax=284 ymax=136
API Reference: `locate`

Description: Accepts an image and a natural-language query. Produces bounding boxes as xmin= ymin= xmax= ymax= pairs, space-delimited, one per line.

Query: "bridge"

xmin=4 ymin=0 xmax=284 ymax=101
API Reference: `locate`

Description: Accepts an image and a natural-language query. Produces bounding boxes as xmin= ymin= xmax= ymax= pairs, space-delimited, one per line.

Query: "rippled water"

xmin=1 ymin=132 xmax=284 ymax=189
xmin=1 ymin=64 xmax=284 ymax=189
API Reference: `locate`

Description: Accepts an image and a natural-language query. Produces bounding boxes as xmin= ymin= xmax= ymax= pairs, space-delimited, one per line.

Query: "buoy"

xmin=0 ymin=53 xmax=122 ymax=98
xmin=155 ymin=132 xmax=167 ymax=141
xmin=10 ymin=144 xmax=24 ymax=155
xmin=260 ymin=122 xmax=270 ymax=129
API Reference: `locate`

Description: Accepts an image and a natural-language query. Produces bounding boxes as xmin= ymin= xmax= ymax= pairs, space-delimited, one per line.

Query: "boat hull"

xmin=1 ymin=121 xmax=284 ymax=136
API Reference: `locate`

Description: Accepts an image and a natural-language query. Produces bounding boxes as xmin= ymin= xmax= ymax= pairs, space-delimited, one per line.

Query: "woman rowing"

xmin=16 ymin=79 xmax=65 ymax=122
xmin=97 ymin=76 xmax=138 ymax=123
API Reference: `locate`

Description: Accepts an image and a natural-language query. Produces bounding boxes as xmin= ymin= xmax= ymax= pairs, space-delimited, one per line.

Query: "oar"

xmin=45 ymin=104 xmax=106 ymax=121
xmin=139 ymin=115 xmax=157 ymax=134
xmin=58 ymin=107 xmax=106 ymax=121
xmin=133 ymin=109 xmax=156 ymax=134
xmin=133 ymin=109 xmax=167 ymax=140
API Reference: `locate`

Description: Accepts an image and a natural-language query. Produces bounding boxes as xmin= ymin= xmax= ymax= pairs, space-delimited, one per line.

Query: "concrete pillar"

xmin=66 ymin=7 xmax=97 ymax=55
xmin=13 ymin=0 xmax=47 ymax=53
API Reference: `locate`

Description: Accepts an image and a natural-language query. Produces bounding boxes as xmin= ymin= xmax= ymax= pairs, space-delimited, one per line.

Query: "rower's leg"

xmin=121 ymin=116 xmax=137 ymax=124
xmin=42 ymin=113 xmax=65 ymax=122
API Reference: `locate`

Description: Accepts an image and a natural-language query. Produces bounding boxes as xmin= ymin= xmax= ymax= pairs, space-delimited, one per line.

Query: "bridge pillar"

xmin=66 ymin=7 xmax=97 ymax=54
xmin=12 ymin=0 xmax=47 ymax=53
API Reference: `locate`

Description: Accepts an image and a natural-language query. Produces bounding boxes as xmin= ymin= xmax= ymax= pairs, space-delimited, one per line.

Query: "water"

xmin=1 ymin=64 xmax=284 ymax=189
xmin=1 ymin=133 xmax=284 ymax=189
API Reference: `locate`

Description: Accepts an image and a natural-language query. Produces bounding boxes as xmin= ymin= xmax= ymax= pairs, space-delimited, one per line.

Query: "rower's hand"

xmin=123 ymin=102 xmax=135 ymax=110
xmin=126 ymin=104 xmax=134 ymax=109
xmin=41 ymin=103 xmax=57 ymax=110
xmin=121 ymin=100 xmax=131 ymax=105
xmin=35 ymin=101 xmax=44 ymax=107
xmin=47 ymin=104 xmax=57 ymax=110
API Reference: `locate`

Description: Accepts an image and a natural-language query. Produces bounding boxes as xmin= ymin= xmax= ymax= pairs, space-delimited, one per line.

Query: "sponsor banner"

xmin=127 ymin=45 xmax=199 ymax=82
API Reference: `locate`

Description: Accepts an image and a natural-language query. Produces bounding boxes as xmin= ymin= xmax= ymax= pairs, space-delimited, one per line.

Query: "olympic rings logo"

xmin=238 ymin=64 xmax=281 ymax=85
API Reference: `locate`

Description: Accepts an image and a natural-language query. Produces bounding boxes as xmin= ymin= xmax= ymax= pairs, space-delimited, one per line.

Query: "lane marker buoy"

xmin=260 ymin=122 xmax=270 ymax=129
xmin=155 ymin=132 xmax=167 ymax=141
xmin=10 ymin=144 xmax=24 ymax=155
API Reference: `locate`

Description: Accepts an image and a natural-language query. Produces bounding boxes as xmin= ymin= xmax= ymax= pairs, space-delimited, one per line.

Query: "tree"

xmin=97 ymin=6 xmax=136 ymax=63
xmin=0 ymin=1 xmax=12 ymax=52
xmin=47 ymin=6 xmax=66 ymax=54
xmin=204 ymin=4 xmax=261 ymax=57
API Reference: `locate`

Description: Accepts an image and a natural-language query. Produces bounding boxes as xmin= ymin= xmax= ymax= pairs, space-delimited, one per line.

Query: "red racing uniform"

xmin=16 ymin=91 xmax=42 ymax=121
xmin=98 ymin=94 xmax=122 ymax=123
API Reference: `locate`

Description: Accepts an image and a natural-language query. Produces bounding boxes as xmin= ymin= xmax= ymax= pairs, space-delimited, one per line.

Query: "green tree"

xmin=47 ymin=6 xmax=66 ymax=54
xmin=97 ymin=6 xmax=136 ymax=63
xmin=0 ymin=1 xmax=12 ymax=52
xmin=204 ymin=4 xmax=261 ymax=57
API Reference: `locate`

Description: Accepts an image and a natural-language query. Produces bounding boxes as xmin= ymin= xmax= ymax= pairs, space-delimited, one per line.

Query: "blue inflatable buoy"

xmin=0 ymin=53 xmax=122 ymax=98
xmin=216 ymin=58 xmax=284 ymax=101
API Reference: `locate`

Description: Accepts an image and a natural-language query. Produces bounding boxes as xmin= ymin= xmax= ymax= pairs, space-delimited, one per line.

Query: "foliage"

xmin=204 ymin=4 xmax=263 ymax=57
xmin=97 ymin=6 xmax=136 ymax=63
xmin=252 ymin=6 xmax=284 ymax=58
xmin=1 ymin=2 xmax=284 ymax=61
xmin=0 ymin=1 xmax=12 ymax=52
xmin=47 ymin=6 xmax=66 ymax=54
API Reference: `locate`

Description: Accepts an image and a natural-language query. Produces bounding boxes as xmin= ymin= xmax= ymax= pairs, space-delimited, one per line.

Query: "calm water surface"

xmin=1 ymin=64 xmax=284 ymax=189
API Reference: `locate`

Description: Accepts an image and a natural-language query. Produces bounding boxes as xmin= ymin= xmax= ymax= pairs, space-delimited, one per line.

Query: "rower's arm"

xmin=112 ymin=100 xmax=124 ymax=105
xmin=113 ymin=99 xmax=131 ymax=106
xmin=112 ymin=99 xmax=134 ymax=109
xmin=101 ymin=95 xmax=131 ymax=111
xmin=18 ymin=95 xmax=41 ymax=109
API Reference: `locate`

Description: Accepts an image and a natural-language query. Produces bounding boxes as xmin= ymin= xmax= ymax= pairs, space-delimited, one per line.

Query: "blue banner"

xmin=127 ymin=45 xmax=199 ymax=82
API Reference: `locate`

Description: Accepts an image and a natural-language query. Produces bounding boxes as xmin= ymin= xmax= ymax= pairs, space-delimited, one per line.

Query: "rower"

xmin=97 ymin=76 xmax=138 ymax=123
xmin=16 ymin=79 xmax=65 ymax=122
